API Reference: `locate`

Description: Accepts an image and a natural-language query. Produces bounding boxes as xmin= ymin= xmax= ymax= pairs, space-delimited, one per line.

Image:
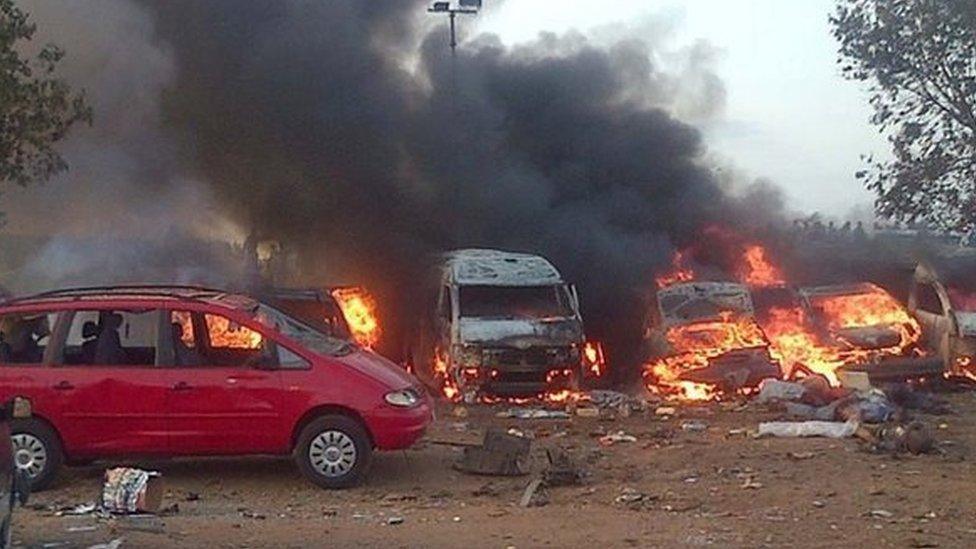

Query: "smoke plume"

xmin=5 ymin=0 xmax=788 ymax=378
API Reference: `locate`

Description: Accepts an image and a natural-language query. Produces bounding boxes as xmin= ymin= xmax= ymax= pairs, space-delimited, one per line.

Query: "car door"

xmin=48 ymin=308 xmax=170 ymax=457
xmin=911 ymin=280 xmax=953 ymax=358
xmin=0 ymin=311 xmax=60 ymax=428
xmin=162 ymin=309 xmax=285 ymax=455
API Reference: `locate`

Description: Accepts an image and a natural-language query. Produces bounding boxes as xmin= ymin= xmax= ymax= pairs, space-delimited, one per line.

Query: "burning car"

xmin=755 ymin=282 xmax=938 ymax=385
xmin=642 ymin=281 xmax=781 ymax=400
xmin=909 ymin=258 xmax=976 ymax=377
xmin=408 ymin=249 xmax=589 ymax=402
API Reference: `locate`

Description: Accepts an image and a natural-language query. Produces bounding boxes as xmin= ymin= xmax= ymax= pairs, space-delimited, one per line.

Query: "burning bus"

xmin=407 ymin=249 xmax=593 ymax=402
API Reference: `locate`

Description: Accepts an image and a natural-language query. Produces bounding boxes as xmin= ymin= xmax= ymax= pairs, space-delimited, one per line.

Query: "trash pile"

xmin=102 ymin=467 xmax=164 ymax=514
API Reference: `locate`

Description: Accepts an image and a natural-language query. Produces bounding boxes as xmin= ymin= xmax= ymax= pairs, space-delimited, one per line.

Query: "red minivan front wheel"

xmin=10 ymin=419 xmax=63 ymax=492
xmin=294 ymin=415 xmax=372 ymax=489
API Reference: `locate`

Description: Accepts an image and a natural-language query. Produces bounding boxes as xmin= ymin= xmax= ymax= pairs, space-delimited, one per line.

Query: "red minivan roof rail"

xmin=1 ymin=284 xmax=256 ymax=310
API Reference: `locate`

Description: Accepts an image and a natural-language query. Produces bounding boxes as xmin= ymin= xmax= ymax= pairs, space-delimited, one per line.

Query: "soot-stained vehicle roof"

xmin=442 ymin=249 xmax=564 ymax=287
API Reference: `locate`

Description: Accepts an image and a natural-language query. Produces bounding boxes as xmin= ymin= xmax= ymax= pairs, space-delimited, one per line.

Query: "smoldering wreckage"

xmin=4 ymin=231 xmax=976 ymax=544
xmin=3 ymin=0 xmax=976 ymax=544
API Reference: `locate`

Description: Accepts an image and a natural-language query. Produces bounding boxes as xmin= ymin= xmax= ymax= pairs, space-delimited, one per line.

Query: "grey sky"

xmin=475 ymin=0 xmax=885 ymax=218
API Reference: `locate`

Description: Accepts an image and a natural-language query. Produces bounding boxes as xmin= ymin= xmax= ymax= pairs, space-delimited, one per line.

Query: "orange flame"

xmin=583 ymin=341 xmax=607 ymax=378
xmin=762 ymin=288 xmax=922 ymax=385
xmin=432 ymin=347 xmax=460 ymax=401
xmin=643 ymin=312 xmax=771 ymax=401
xmin=656 ymin=251 xmax=696 ymax=289
xmin=331 ymin=287 xmax=381 ymax=348
xmin=204 ymin=313 xmax=263 ymax=349
xmin=739 ymin=244 xmax=784 ymax=287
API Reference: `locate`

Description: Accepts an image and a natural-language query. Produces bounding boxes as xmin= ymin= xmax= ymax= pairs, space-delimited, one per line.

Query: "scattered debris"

xmin=496 ymin=408 xmax=571 ymax=420
xmin=755 ymin=379 xmax=808 ymax=404
xmin=88 ymin=540 xmax=123 ymax=549
xmin=757 ymin=420 xmax=859 ymax=438
xmin=455 ymin=429 xmax=532 ymax=476
xmin=543 ymin=448 xmax=583 ymax=486
xmin=519 ymin=478 xmax=548 ymax=508
xmin=614 ymin=487 xmax=658 ymax=510
xmin=575 ymin=406 xmax=601 ymax=418
xmin=55 ymin=503 xmax=97 ymax=516
xmin=472 ymin=483 xmax=500 ymax=497
xmin=102 ymin=468 xmax=164 ymax=514
xmin=599 ymin=431 xmax=637 ymax=446
xmin=741 ymin=478 xmax=763 ymax=490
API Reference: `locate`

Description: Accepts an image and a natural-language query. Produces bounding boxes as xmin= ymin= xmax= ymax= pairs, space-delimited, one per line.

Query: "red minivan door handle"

xmin=171 ymin=381 xmax=192 ymax=392
xmin=53 ymin=381 xmax=74 ymax=391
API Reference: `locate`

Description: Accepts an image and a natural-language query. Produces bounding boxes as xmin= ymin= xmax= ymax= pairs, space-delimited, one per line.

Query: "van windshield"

xmin=458 ymin=285 xmax=573 ymax=319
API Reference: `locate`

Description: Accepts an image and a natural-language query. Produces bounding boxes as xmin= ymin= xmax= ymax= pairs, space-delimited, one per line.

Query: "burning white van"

xmin=408 ymin=249 xmax=587 ymax=402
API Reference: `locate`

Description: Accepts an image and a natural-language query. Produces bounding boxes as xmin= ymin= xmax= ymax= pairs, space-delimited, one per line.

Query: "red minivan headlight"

xmin=385 ymin=388 xmax=421 ymax=408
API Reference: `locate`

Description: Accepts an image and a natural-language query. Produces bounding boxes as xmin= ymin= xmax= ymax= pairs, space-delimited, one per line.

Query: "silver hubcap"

xmin=309 ymin=430 xmax=357 ymax=478
xmin=11 ymin=434 xmax=47 ymax=479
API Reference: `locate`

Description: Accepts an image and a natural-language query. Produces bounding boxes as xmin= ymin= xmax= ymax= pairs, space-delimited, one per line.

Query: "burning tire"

xmin=10 ymin=419 xmax=63 ymax=491
xmin=294 ymin=415 xmax=372 ymax=489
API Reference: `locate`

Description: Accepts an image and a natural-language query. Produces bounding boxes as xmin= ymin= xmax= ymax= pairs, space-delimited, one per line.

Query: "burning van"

xmin=642 ymin=281 xmax=781 ymax=400
xmin=909 ymin=258 xmax=976 ymax=377
xmin=408 ymin=249 xmax=586 ymax=402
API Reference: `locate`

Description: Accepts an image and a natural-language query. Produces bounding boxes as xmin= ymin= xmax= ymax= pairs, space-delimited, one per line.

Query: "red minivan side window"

xmin=0 ymin=312 xmax=59 ymax=364
xmin=60 ymin=309 xmax=161 ymax=366
xmin=166 ymin=310 xmax=309 ymax=370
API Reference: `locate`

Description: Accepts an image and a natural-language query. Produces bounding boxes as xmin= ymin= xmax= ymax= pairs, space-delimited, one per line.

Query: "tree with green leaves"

xmin=832 ymin=0 xmax=976 ymax=231
xmin=1 ymin=0 xmax=91 ymax=194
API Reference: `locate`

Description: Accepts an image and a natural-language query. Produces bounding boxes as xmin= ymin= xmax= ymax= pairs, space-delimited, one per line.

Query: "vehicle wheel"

xmin=294 ymin=415 xmax=372 ymax=489
xmin=10 ymin=419 xmax=62 ymax=492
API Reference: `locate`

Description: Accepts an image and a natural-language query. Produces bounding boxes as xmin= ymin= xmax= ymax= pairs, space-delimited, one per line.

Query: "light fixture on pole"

xmin=427 ymin=1 xmax=482 ymax=56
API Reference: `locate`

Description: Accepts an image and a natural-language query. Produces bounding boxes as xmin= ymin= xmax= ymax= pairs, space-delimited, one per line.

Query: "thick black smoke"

xmin=134 ymin=0 xmax=780 ymax=377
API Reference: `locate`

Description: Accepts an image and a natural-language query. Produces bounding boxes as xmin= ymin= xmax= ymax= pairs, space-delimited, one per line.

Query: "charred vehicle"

xmin=797 ymin=283 xmax=937 ymax=381
xmin=642 ymin=281 xmax=781 ymax=400
xmin=409 ymin=249 xmax=586 ymax=401
xmin=909 ymin=258 xmax=976 ymax=377
xmin=755 ymin=283 xmax=939 ymax=384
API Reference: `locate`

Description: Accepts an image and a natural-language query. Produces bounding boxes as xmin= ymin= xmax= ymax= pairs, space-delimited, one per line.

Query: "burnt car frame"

xmin=793 ymin=282 xmax=939 ymax=382
xmin=643 ymin=281 xmax=781 ymax=394
xmin=909 ymin=259 xmax=976 ymax=376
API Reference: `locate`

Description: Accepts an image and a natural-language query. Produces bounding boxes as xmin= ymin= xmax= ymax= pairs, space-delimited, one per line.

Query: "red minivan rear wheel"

xmin=294 ymin=415 xmax=372 ymax=489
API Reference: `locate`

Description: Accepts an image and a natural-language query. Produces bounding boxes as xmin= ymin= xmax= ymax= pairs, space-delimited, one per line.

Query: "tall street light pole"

xmin=427 ymin=2 xmax=482 ymax=242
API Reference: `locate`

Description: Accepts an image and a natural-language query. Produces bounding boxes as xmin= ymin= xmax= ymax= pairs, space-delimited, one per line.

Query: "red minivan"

xmin=0 ymin=286 xmax=432 ymax=490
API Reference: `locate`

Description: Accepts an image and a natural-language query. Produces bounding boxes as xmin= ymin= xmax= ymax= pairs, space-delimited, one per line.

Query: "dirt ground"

xmin=11 ymin=392 xmax=976 ymax=549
